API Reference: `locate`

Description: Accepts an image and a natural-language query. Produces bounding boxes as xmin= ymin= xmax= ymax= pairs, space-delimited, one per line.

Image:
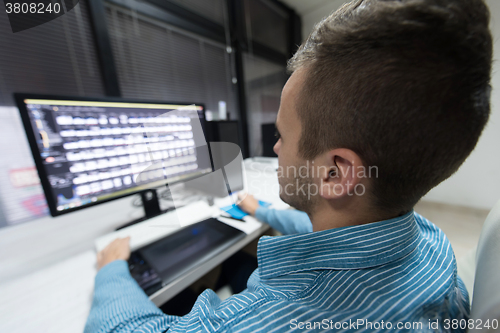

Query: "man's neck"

xmin=309 ymin=200 xmax=402 ymax=232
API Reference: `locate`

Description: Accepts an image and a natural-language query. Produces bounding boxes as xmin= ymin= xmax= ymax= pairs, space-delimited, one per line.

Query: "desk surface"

xmin=0 ymin=160 xmax=286 ymax=333
xmin=0 ymin=213 xmax=270 ymax=333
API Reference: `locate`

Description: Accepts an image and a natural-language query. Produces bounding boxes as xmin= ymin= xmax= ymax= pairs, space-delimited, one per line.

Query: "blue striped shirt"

xmin=85 ymin=208 xmax=469 ymax=332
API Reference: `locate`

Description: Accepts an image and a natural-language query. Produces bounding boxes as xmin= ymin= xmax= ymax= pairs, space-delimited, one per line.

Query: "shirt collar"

xmin=257 ymin=211 xmax=421 ymax=279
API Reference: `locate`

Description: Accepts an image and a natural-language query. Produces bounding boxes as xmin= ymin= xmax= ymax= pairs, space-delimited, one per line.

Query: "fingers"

xmin=237 ymin=192 xmax=253 ymax=202
xmin=96 ymin=236 xmax=132 ymax=270
xmin=237 ymin=193 xmax=259 ymax=216
xmin=106 ymin=237 xmax=130 ymax=250
xmin=121 ymin=237 xmax=131 ymax=260
xmin=237 ymin=192 xmax=245 ymax=203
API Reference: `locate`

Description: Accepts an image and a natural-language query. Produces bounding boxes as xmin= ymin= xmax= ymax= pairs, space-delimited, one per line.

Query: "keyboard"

xmin=128 ymin=218 xmax=245 ymax=295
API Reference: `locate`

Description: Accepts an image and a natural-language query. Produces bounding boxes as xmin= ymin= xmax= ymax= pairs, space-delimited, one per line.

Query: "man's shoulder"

xmin=412 ymin=211 xmax=451 ymax=246
xmin=408 ymin=211 xmax=457 ymax=280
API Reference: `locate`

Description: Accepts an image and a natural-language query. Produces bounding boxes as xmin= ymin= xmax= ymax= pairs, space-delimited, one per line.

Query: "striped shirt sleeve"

xmin=84 ymin=260 xmax=176 ymax=333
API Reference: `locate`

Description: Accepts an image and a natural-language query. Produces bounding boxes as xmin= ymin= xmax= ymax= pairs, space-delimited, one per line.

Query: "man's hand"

xmin=237 ymin=193 xmax=259 ymax=216
xmin=97 ymin=237 xmax=131 ymax=270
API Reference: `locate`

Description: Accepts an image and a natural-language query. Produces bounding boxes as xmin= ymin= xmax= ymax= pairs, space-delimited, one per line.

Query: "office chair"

xmin=469 ymin=199 xmax=500 ymax=332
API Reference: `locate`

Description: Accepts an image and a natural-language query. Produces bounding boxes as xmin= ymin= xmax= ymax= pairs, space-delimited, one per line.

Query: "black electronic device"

xmin=261 ymin=123 xmax=278 ymax=157
xmin=205 ymin=120 xmax=241 ymax=146
xmin=186 ymin=121 xmax=245 ymax=197
xmin=15 ymin=93 xmax=212 ymax=218
xmin=128 ymin=217 xmax=245 ymax=296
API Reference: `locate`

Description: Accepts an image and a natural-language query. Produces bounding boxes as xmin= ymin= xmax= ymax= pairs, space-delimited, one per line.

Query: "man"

xmin=85 ymin=0 xmax=492 ymax=331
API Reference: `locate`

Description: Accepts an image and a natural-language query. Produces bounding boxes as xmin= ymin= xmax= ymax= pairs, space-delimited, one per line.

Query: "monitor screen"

xmin=15 ymin=94 xmax=212 ymax=216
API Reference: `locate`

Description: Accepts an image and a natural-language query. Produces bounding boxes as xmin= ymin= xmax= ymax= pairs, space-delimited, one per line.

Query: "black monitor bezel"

xmin=14 ymin=93 xmax=210 ymax=217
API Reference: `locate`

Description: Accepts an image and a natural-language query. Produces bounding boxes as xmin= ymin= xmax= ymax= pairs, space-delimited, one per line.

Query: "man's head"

xmin=276 ymin=0 xmax=492 ymax=216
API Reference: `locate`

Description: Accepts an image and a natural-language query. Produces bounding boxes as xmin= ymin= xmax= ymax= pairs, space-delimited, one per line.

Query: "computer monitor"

xmin=205 ymin=120 xmax=241 ymax=147
xmin=186 ymin=121 xmax=245 ymax=197
xmin=261 ymin=123 xmax=278 ymax=157
xmin=15 ymin=94 xmax=212 ymax=219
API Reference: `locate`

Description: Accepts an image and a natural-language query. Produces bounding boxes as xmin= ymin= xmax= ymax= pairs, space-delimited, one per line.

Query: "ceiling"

xmin=280 ymin=0 xmax=349 ymax=39
xmin=280 ymin=0 xmax=336 ymax=16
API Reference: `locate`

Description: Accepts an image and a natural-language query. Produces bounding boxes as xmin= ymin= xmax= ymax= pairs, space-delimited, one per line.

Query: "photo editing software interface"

xmin=21 ymin=98 xmax=212 ymax=214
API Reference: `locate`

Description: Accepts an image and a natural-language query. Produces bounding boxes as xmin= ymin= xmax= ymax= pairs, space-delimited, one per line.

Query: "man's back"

xmin=85 ymin=212 xmax=469 ymax=332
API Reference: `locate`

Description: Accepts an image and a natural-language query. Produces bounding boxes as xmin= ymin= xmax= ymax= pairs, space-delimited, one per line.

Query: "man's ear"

xmin=317 ymin=148 xmax=365 ymax=200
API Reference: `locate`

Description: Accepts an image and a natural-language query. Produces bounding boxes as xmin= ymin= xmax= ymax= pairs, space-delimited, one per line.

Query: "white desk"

xmin=93 ymin=199 xmax=272 ymax=307
xmin=0 ymin=159 xmax=286 ymax=333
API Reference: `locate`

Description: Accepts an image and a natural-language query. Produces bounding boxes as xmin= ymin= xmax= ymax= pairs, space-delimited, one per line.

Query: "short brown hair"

xmin=288 ymin=0 xmax=492 ymax=213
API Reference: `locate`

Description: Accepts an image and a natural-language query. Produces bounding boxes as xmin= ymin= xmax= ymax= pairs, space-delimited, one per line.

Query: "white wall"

xmin=288 ymin=0 xmax=500 ymax=211
xmin=421 ymin=0 xmax=500 ymax=210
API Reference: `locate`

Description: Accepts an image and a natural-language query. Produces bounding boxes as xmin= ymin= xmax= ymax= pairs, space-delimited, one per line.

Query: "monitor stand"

xmin=115 ymin=188 xmax=172 ymax=230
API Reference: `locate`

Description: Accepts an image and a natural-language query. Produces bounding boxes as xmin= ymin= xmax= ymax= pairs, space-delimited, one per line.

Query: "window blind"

xmin=0 ymin=0 xmax=104 ymax=105
xmin=167 ymin=0 xmax=227 ymax=25
xmin=0 ymin=0 xmax=104 ymax=226
xmin=105 ymin=3 xmax=237 ymax=119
